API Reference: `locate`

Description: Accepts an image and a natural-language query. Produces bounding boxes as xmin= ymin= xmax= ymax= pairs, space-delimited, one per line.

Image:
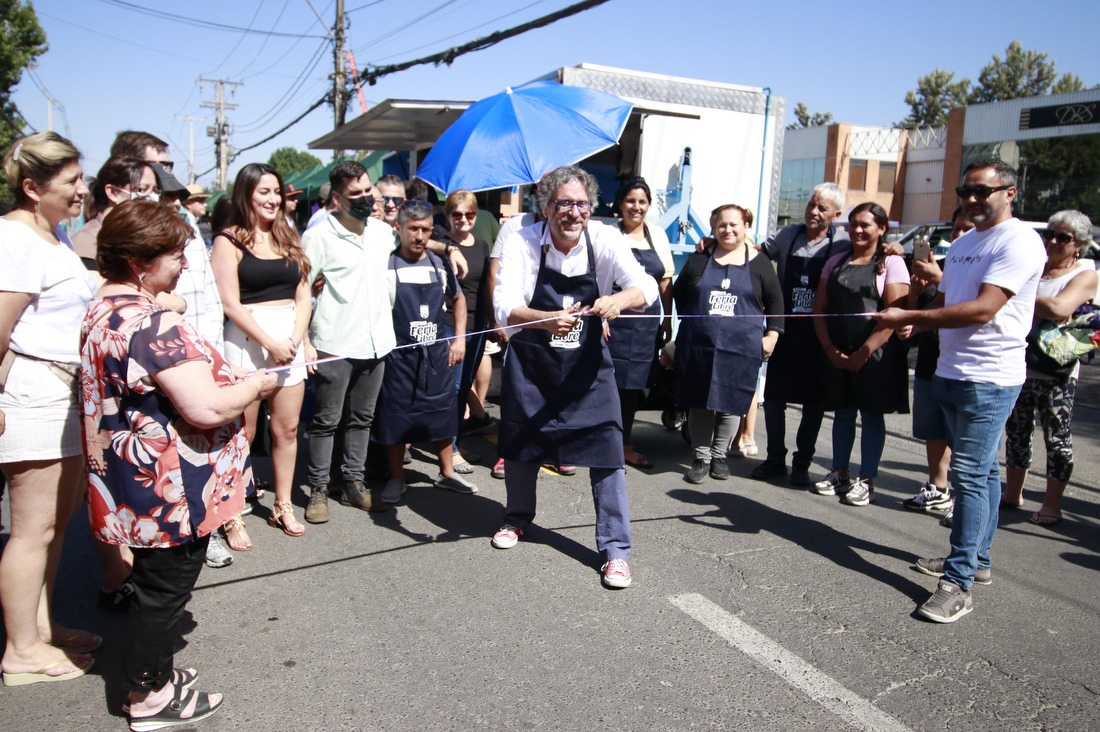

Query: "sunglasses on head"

xmin=450 ymin=211 xmax=476 ymax=221
xmin=955 ymin=184 xmax=1012 ymax=199
xmin=1043 ymin=230 xmax=1076 ymax=245
xmin=402 ymin=199 xmax=430 ymax=208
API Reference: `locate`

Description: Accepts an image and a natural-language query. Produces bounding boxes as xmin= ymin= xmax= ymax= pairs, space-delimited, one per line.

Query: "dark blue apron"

xmin=674 ymin=249 xmax=764 ymax=415
xmin=374 ymin=251 xmax=458 ymax=444
xmin=764 ymin=226 xmax=840 ymax=405
xmin=498 ymin=232 xmax=623 ymax=468
xmin=819 ymin=254 xmax=909 ymax=414
xmin=608 ymin=223 xmax=665 ymax=390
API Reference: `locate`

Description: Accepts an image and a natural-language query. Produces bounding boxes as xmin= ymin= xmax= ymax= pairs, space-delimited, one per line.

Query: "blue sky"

xmin=14 ymin=0 xmax=1100 ymax=189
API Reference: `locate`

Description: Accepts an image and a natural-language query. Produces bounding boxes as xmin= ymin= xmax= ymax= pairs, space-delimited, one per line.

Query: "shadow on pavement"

xmin=667 ymin=487 xmax=931 ymax=603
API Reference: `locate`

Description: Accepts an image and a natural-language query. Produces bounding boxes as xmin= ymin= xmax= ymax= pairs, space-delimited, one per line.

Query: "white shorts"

xmin=223 ymin=302 xmax=306 ymax=388
xmin=0 ymin=355 xmax=82 ymax=462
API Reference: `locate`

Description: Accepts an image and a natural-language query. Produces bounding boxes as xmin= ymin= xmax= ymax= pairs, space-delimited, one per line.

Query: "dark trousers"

xmin=123 ymin=535 xmax=209 ymax=693
xmin=763 ymin=400 xmax=824 ymax=470
xmin=307 ymin=354 xmax=386 ymax=486
xmin=618 ymin=388 xmax=643 ymax=444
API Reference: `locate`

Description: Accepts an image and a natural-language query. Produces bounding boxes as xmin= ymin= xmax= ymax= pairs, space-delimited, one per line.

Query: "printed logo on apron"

xmin=419 ymin=303 xmax=430 ymax=319
xmin=792 ymin=274 xmax=814 ymax=313
xmin=708 ymin=290 xmax=739 ymax=316
xmin=409 ymin=319 xmax=437 ymax=343
xmin=550 ymin=294 xmax=583 ymax=349
xmin=720 ymin=278 xmax=730 ymax=290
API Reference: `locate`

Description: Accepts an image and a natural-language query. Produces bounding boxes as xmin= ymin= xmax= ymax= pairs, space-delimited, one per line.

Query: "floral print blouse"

xmin=81 ymin=294 xmax=251 ymax=548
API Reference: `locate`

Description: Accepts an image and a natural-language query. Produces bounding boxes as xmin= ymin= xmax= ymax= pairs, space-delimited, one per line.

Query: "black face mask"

xmin=345 ymin=194 xmax=375 ymax=221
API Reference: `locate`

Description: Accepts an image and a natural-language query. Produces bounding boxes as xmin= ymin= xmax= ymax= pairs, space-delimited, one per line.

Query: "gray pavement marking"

xmin=669 ymin=592 xmax=916 ymax=732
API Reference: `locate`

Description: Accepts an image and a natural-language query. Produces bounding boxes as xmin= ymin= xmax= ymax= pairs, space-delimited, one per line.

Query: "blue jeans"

xmin=763 ymin=400 xmax=824 ymax=470
xmin=933 ymin=376 xmax=1021 ymax=591
xmin=831 ymin=407 xmax=885 ymax=478
xmin=503 ymin=461 xmax=631 ymax=560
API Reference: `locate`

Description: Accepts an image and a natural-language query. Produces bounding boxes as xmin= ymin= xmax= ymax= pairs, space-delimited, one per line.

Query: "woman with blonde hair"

xmin=211 ymin=163 xmax=312 ymax=546
xmin=0 ymin=132 xmax=98 ymax=685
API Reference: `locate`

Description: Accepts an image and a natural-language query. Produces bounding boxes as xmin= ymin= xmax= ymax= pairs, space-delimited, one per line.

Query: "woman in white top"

xmin=0 ymin=132 xmax=98 ymax=686
xmin=1003 ymin=210 xmax=1097 ymax=526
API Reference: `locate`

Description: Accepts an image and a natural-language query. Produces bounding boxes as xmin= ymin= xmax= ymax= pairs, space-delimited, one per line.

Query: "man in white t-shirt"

xmin=878 ymin=159 xmax=1045 ymax=623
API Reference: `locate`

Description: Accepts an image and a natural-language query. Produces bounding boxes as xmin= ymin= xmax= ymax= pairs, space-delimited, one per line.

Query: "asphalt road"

xmin=2 ymin=365 xmax=1099 ymax=731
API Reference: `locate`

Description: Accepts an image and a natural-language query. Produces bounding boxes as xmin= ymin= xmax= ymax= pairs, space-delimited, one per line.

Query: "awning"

xmin=307 ymin=98 xmax=700 ymax=153
xmin=308 ymin=99 xmax=471 ymax=152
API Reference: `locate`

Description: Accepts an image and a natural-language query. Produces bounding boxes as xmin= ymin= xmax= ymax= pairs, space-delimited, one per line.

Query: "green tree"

xmin=1050 ymin=72 xmax=1087 ymax=95
xmin=970 ymin=41 xmax=1057 ymax=103
xmin=899 ymin=69 xmax=971 ymax=128
xmin=0 ymin=0 xmax=48 ymax=205
xmin=267 ymin=146 xmax=321 ymax=178
xmin=787 ymin=102 xmax=834 ymax=130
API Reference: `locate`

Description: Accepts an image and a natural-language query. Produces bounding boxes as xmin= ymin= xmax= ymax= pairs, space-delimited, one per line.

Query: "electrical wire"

xmin=38 ymin=11 xmax=209 ymax=64
xmin=369 ymin=0 xmax=550 ymax=62
xmin=232 ymin=39 xmax=330 ymax=132
xmin=347 ymin=0 xmax=388 ymax=12
xmin=353 ymin=0 xmax=462 ymax=53
xmin=203 ymin=0 xmax=270 ymax=77
xmin=93 ymin=0 xmax=328 ymax=38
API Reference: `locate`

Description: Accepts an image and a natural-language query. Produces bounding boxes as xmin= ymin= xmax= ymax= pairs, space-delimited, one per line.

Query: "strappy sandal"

xmin=267 ymin=500 xmax=306 ymax=537
xmin=222 ymin=516 xmax=252 ymax=551
xmin=122 ymin=668 xmax=198 ymax=713
xmin=128 ymin=684 xmax=223 ymax=732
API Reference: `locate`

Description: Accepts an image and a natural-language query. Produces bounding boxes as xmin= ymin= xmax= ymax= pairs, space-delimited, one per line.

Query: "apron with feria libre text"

xmin=498 ymin=231 xmax=623 ymax=468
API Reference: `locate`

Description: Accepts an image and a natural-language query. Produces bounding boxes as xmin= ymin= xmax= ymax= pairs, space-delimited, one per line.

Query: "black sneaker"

xmin=904 ymin=482 xmax=954 ymax=512
xmin=789 ymin=466 xmax=811 ymax=486
xmin=750 ymin=460 xmax=787 ymax=481
xmin=918 ymin=579 xmax=973 ymax=623
xmin=685 ymin=459 xmax=710 ymax=484
xmin=709 ymin=458 xmax=730 ymax=480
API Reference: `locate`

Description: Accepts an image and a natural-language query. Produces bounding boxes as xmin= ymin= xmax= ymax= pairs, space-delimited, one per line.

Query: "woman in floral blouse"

xmin=81 ymin=200 xmax=275 ymax=729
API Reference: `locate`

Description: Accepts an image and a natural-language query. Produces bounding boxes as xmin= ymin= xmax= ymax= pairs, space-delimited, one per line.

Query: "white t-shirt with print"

xmin=936 ymin=217 xmax=1046 ymax=386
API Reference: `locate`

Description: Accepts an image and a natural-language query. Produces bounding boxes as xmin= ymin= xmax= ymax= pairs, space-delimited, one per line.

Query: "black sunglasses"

xmin=380 ymin=196 xmax=405 ymax=206
xmin=1043 ymin=231 xmax=1076 ymax=245
xmin=955 ymin=184 xmax=1012 ymax=199
xmin=402 ymin=199 xmax=431 ymax=208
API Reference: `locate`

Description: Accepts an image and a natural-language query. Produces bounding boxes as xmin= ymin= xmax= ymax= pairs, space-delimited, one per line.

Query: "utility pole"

xmin=175 ymin=115 xmax=204 ymax=184
xmin=332 ymin=0 xmax=347 ymax=158
xmin=199 ymin=77 xmax=242 ymax=191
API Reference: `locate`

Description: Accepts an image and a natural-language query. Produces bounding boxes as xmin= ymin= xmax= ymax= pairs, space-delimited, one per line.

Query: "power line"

xmin=369 ymin=0 xmax=550 ymax=63
xmin=354 ymin=0 xmax=462 ymax=53
xmin=357 ymin=0 xmax=613 ymax=85
xmin=203 ymin=0 xmax=270 ymax=77
xmin=233 ymin=39 xmax=330 ymax=131
xmin=38 ymin=11 xmax=209 ymax=64
xmin=93 ymin=0 xmax=328 ymax=38
xmin=346 ymin=0 xmax=387 ymax=12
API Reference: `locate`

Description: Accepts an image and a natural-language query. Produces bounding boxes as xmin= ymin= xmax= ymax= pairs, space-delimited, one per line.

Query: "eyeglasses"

xmin=955 ymin=184 xmax=1012 ymax=199
xmin=381 ymin=196 xmax=405 ymax=206
xmin=450 ymin=211 xmax=477 ymax=221
xmin=1043 ymin=230 xmax=1076 ymax=245
xmin=402 ymin=199 xmax=431 ymax=208
xmin=551 ymin=200 xmax=592 ymax=213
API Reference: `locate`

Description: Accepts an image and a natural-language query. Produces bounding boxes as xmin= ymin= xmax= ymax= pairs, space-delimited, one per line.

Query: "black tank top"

xmin=218 ymin=230 xmax=300 ymax=304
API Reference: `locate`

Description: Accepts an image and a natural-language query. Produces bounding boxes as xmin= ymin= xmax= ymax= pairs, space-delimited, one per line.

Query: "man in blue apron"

xmin=752 ymin=184 xmax=849 ymax=486
xmin=491 ymin=166 xmax=658 ymax=589
xmin=375 ymin=203 xmax=478 ymax=503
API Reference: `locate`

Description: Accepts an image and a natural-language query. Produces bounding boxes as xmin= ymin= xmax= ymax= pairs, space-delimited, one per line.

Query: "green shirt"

xmin=304 ymin=214 xmax=399 ymax=358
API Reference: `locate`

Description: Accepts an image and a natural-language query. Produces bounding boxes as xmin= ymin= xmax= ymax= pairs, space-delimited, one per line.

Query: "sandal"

xmin=222 ymin=516 xmax=252 ymax=551
xmin=2 ymin=654 xmax=95 ymax=687
xmin=122 ymin=668 xmax=198 ymax=713
xmin=40 ymin=624 xmax=103 ymax=653
xmin=128 ymin=686 xmax=223 ymax=732
xmin=252 ymin=480 xmax=269 ymax=500
xmin=624 ymin=450 xmax=653 ymax=469
xmin=1028 ymin=511 xmax=1062 ymax=527
xmin=267 ymin=500 xmax=306 ymax=537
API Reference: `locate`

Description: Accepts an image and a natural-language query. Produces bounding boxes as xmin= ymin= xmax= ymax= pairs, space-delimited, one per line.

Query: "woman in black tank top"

xmin=211 ymin=163 xmax=313 ymax=546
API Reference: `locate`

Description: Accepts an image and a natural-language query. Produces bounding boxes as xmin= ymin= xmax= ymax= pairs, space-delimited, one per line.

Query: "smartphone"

xmin=913 ymin=240 xmax=931 ymax=262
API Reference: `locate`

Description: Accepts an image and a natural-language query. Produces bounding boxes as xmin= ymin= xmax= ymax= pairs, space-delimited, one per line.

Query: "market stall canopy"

xmin=415 ymin=80 xmax=634 ymax=193
xmin=308 ymin=99 xmax=471 ymax=152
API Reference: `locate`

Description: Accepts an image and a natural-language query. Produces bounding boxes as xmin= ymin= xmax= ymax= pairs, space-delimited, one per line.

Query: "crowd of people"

xmin=0 ymin=127 xmax=1094 ymax=729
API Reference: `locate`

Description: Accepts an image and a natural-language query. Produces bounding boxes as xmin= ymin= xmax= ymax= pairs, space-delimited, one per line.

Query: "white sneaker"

xmin=204 ymin=534 xmax=233 ymax=568
xmin=491 ymin=525 xmax=521 ymax=549
xmin=381 ymin=479 xmax=406 ymax=504
xmin=903 ymin=482 xmax=953 ymax=512
xmin=812 ymin=470 xmax=850 ymax=496
xmin=841 ymin=478 xmax=874 ymax=506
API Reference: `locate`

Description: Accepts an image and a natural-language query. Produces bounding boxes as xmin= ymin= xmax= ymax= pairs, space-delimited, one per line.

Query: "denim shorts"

xmin=912 ymin=377 xmax=947 ymax=441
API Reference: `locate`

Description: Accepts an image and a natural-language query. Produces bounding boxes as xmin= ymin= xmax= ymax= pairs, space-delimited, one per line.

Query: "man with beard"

xmin=491 ymin=165 xmax=657 ymax=589
xmin=878 ymin=159 xmax=1045 ymax=622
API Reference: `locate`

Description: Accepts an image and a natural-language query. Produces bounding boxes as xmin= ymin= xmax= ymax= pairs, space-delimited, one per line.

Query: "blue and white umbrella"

xmin=416 ymin=80 xmax=633 ymax=193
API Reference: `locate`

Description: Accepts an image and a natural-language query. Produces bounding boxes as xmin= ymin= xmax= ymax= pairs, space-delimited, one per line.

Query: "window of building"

xmin=849 ymin=160 xmax=867 ymax=190
xmin=878 ymin=162 xmax=897 ymax=193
